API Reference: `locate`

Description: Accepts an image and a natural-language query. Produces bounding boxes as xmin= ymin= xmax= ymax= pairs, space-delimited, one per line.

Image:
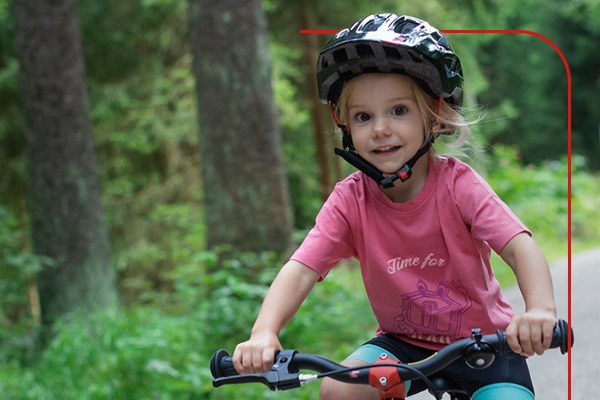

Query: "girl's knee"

xmin=473 ymin=383 xmax=534 ymax=400
xmin=318 ymin=378 xmax=347 ymax=400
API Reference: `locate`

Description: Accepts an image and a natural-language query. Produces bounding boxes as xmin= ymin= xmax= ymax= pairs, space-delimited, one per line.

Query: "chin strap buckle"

xmin=380 ymin=165 xmax=413 ymax=188
xmin=334 ymin=137 xmax=433 ymax=189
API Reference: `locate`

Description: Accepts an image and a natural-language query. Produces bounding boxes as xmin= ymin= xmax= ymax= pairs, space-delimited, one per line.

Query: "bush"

xmin=0 ymin=206 xmax=54 ymax=365
xmin=0 ymin=308 xmax=211 ymax=400
xmin=571 ymin=157 xmax=600 ymax=242
xmin=485 ymin=147 xmax=600 ymax=253
xmin=486 ymin=146 xmax=569 ymax=241
xmin=0 ymin=250 xmax=377 ymax=400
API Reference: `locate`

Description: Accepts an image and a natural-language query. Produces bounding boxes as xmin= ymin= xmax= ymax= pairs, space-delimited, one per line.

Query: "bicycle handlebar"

xmin=210 ymin=319 xmax=573 ymax=395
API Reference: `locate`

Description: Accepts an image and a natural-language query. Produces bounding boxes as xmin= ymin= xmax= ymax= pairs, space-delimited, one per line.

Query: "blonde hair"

xmin=335 ymin=73 xmax=476 ymax=159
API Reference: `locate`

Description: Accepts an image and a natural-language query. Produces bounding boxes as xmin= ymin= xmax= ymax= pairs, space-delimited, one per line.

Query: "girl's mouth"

xmin=373 ymin=145 xmax=401 ymax=154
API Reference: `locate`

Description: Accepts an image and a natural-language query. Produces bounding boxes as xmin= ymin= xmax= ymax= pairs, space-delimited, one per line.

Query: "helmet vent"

xmin=383 ymin=46 xmax=401 ymax=60
xmin=394 ymin=21 xmax=418 ymax=35
xmin=356 ymin=44 xmax=375 ymax=57
xmin=363 ymin=66 xmax=380 ymax=73
xmin=408 ymin=52 xmax=423 ymax=63
xmin=361 ymin=20 xmax=376 ymax=32
xmin=333 ymin=48 xmax=348 ymax=63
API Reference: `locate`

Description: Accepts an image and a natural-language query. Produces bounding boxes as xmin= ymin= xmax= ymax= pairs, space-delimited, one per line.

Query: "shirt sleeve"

xmin=453 ymin=163 xmax=530 ymax=253
xmin=290 ymin=187 xmax=357 ymax=280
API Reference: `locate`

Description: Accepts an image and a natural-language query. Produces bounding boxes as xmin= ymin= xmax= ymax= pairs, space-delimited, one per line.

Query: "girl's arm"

xmin=500 ymin=232 xmax=557 ymax=356
xmin=232 ymin=260 xmax=320 ymax=374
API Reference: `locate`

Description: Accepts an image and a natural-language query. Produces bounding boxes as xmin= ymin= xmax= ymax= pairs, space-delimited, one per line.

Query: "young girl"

xmin=232 ymin=14 xmax=557 ymax=400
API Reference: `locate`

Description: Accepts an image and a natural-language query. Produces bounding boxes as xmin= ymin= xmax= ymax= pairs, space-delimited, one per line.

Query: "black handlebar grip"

xmin=550 ymin=319 xmax=574 ymax=354
xmin=210 ymin=349 xmax=238 ymax=378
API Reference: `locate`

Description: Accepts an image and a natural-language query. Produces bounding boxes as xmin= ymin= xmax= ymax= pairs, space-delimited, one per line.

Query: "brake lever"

xmin=212 ymin=370 xmax=279 ymax=388
xmin=212 ymin=350 xmax=304 ymax=391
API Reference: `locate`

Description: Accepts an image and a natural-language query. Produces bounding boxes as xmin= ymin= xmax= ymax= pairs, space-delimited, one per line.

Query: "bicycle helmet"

xmin=316 ymin=14 xmax=464 ymax=188
xmin=317 ymin=13 xmax=463 ymax=107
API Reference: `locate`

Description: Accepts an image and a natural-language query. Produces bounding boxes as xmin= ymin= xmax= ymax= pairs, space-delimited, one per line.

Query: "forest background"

xmin=1 ymin=0 xmax=599 ymax=399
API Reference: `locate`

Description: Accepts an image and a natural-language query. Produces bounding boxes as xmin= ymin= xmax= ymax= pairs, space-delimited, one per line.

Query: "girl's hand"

xmin=506 ymin=310 xmax=557 ymax=356
xmin=232 ymin=331 xmax=282 ymax=374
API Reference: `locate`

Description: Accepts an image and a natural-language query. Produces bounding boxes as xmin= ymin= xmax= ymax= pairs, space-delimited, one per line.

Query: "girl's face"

xmin=343 ymin=73 xmax=426 ymax=175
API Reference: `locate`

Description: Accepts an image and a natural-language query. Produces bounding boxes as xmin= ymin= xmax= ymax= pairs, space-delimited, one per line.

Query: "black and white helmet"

xmin=317 ymin=14 xmax=463 ymax=107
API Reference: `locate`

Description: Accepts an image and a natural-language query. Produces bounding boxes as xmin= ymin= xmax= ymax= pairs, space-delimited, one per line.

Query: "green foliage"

xmin=0 ymin=250 xmax=374 ymax=400
xmin=0 ymin=206 xmax=53 ymax=362
xmin=282 ymin=264 xmax=376 ymax=357
xmin=0 ymin=0 xmax=26 ymax=211
xmin=195 ymin=247 xmax=279 ymax=346
xmin=115 ymin=200 xmax=204 ymax=306
xmin=80 ymin=0 xmax=202 ymax=307
xmin=474 ymin=0 xmax=585 ymax=167
xmin=559 ymin=1 xmax=600 ymax=169
xmin=570 ymin=157 xmax=600 ymax=242
xmin=270 ymin=40 xmax=324 ymax=228
xmin=0 ymin=308 xmax=211 ymax=400
xmin=78 ymin=0 xmax=188 ymax=82
xmin=486 ymin=146 xmax=569 ymax=240
xmin=485 ymin=145 xmax=600 ymax=254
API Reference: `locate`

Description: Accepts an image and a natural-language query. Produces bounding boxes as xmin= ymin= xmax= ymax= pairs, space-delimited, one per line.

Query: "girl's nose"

xmin=372 ymin=117 xmax=391 ymax=137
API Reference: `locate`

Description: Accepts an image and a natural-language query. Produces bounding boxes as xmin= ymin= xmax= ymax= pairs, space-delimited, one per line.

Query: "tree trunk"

xmin=299 ymin=0 xmax=332 ymax=200
xmin=12 ymin=0 xmax=118 ymax=324
xmin=188 ymin=0 xmax=293 ymax=253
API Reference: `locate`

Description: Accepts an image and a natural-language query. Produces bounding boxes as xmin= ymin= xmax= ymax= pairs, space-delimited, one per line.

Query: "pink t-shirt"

xmin=291 ymin=156 xmax=529 ymax=349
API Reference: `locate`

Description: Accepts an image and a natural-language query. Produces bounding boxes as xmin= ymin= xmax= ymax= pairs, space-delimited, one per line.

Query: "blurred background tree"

xmin=188 ymin=0 xmax=293 ymax=255
xmin=11 ymin=0 xmax=117 ymax=328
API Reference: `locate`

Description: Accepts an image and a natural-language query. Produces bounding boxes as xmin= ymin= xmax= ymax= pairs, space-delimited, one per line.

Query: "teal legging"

xmin=473 ymin=383 xmax=534 ymax=400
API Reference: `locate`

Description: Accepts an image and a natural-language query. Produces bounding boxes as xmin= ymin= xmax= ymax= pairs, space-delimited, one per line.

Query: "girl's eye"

xmin=354 ymin=112 xmax=371 ymax=122
xmin=392 ymin=106 xmax=408 ymax=116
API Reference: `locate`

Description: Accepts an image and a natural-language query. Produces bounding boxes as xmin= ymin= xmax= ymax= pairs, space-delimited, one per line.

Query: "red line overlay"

xmin=299 ymin=29 xmax=341 ymax=34
xmin=302 ymin=27 xmax=573 ymax=399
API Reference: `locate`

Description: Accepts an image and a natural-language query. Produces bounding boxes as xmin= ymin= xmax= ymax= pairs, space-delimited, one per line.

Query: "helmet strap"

xmin=329 ymin=102 xmax=433 ymax=189
xmin=334 ymin=147 xmax=386 ymax=183
xmin=329 ymin=103 xmax=350 ymax=136
xmin=334 ymin=137 xmax=433 ymax=189
xmin=379 ymin=138 xmax=433 ymax=188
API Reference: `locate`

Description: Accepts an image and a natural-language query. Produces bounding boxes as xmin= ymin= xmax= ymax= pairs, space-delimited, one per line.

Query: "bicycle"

xmin=210 ymin=319 xmax=573 ymax=400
